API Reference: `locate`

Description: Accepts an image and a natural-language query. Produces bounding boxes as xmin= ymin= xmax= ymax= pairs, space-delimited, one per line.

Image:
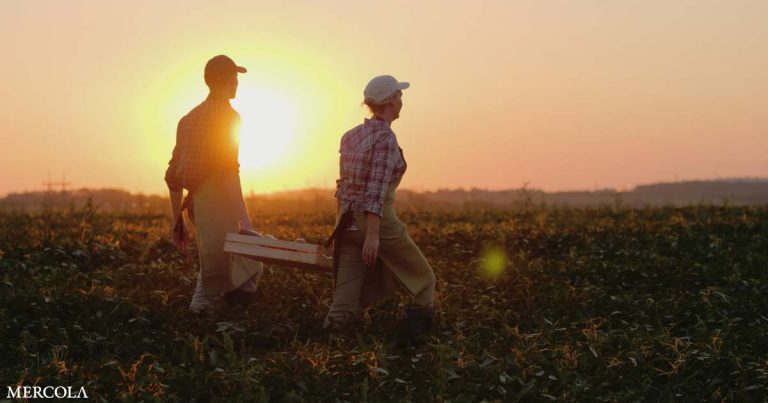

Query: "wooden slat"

xmin=225 ymin=233 xmax=321 ymax=253
xmin=244 ymin=255 xmax=333 ymax=274
xmin=224 ymin=241 xmax=333 ymax=273
xmin=224 ymin=242 xmax=318 ymax=264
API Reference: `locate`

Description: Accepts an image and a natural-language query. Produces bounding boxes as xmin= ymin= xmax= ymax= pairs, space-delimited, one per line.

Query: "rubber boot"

xmin=405 ymin=306 xmax=434 ymax=345
xmin=223 ymin=289 xmax=256 ymax=306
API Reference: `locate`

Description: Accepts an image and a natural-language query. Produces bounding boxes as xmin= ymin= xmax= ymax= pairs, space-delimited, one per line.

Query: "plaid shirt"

xmin=335 ymin=118 xmax=407 ymax=217
xmin=165 ymin=96 xmax=241 ymax=192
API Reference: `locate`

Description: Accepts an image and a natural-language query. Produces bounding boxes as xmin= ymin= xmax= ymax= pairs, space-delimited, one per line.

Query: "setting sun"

xmin=233 ymin=84 xmax=298 ymax=171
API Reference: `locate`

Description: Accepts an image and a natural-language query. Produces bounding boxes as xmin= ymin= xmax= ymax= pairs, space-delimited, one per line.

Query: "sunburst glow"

xmin=233 ymin=84 xmax=298 ymax=171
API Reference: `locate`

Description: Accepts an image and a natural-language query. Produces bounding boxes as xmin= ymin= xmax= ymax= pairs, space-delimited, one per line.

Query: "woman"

xmin=324 ymin=75 xmax=436 ymax=340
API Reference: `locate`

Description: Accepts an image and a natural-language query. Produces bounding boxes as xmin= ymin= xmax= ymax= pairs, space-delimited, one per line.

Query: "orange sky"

xmin=1 ymin=0 xmax=767 ymax=197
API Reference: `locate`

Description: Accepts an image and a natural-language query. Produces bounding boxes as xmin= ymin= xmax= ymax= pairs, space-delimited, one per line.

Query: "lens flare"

xmin=480 ymin=246 xmax=508 ymax=279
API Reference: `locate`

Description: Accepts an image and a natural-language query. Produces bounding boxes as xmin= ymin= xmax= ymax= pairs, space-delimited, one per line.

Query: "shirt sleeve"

xmin=164 ymin=119 xmax=184 ymax=192
xmin=363 ymin=131 xmax=398 ymax=217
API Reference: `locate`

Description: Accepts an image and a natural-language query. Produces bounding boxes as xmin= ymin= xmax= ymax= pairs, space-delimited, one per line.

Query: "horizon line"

xmin=2 ymin=176 xmax=767 ymax=199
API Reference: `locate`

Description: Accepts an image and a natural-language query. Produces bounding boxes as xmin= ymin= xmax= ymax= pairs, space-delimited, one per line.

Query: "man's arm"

xmin=223 ymin=172 xmax=254 ymax=231
xmin=166 ymin=120 xmax=188 ymax=251
xmin=228 ymin=112 xmax=255 ymax=231
xmin=169 ymin=189 xmax=184 ymax=226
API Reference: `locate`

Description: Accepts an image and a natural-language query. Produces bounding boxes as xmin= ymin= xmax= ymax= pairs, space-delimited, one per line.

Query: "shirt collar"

xmin=365 ymin=116 xmax=389 ymax=125
xmin=205 ymin=94 xmax=232 ymax=106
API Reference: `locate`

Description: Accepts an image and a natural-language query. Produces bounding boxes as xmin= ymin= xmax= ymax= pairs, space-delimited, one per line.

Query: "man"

xmin=165 ymin=55 xmax=263 ymax=313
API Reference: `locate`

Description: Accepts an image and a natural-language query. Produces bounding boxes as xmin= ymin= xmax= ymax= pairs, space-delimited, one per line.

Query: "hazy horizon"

xmin=3 ymin=175 xmax=767 ymax=199
xmin=2 ymin=0 xmax=767 ymax=197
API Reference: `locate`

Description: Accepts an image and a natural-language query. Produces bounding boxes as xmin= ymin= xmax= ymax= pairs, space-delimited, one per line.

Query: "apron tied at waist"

xmin=325 ymin=210 xmax=354 ymax=287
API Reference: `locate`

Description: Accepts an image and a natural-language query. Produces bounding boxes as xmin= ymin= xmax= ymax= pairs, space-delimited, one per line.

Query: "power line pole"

xmin=41 ymin=173 xmax=72 ymax=193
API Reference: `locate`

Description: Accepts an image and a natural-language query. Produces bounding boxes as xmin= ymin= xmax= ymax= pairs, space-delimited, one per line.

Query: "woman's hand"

xmin=362 ymin=212 xmax=382 ymax=268
xmin=362 ymin=233 xmax=380 ymax=268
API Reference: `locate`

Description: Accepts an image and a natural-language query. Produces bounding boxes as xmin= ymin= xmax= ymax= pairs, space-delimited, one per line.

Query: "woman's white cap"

xmin=364 ymin=75 xmax=410 ymax=104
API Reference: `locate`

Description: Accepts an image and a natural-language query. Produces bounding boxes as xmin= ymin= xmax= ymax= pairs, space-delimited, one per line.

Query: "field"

xmin=1 ymin=204 xmax=768 ymax=402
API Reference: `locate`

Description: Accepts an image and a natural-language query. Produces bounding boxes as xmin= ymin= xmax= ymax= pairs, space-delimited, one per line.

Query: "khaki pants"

xmin=324 ymin=211 xmax=436 ymax=328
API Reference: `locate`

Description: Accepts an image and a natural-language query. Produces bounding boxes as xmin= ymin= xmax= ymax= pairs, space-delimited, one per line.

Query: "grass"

xmin=1 ymin=204 xmax=768 ymax=401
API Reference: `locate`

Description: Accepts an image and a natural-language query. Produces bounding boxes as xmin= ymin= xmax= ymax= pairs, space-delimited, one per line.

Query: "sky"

xmin=1 ymin=0 xmax=767 ymax=196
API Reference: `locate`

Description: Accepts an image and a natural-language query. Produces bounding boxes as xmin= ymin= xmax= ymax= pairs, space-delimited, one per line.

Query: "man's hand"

xmin=239 ymin=217 xmax=255 ymax=232
xmin=172 ymin=221 xmax=189 ymax=252
xmin=239 ymin=228 xmax=263 ymax=237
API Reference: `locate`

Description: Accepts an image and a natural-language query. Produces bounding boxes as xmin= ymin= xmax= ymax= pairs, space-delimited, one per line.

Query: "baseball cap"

xmin=204 ymin=55 xmax=247 ymax=82
xmin=364 ymin=75 xmax=409 ymax=104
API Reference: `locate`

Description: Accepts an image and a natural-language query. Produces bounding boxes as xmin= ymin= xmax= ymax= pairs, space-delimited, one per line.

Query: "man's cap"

xmin=364 ymin=75 xmax=409 ymax=104
xmin=204 ymin=55 xmax=246 ymax=82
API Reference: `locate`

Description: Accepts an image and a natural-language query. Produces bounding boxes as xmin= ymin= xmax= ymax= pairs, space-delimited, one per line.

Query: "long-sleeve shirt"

xmin=335 ymin=118 xmax=407 ymax=217
xmin=165 ymin=95 xmax=241 ymax=192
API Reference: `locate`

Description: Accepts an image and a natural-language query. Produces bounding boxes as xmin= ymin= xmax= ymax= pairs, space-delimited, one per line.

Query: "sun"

xmin=233 ymin=84 xmax=297 ymax=170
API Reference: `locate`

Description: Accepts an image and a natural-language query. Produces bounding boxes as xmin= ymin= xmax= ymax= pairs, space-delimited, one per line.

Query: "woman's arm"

xmin=362 ymin=134 xmax=397 ymax=218
xmin=361 ymin=133 xmax=398 ymax=267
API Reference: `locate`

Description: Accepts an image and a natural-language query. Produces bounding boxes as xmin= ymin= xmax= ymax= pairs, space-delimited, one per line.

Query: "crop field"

xmin=1 ymin=204 xmax=768 ymax=402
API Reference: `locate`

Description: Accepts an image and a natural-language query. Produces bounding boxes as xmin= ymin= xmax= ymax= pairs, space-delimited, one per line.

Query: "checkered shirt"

xmin=335 ymin=118 xmax=407 ymax=217
xmin=165 ymin=96 xmax=241 ymax=192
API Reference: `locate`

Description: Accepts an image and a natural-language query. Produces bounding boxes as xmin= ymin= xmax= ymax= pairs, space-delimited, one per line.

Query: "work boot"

xmin=405 ymin=306 xmax=434 ymax=345
xmin=224 ymin=275 xmax=260 ymax=306
xmin=223 ymin=289 xmax=257 ymax=306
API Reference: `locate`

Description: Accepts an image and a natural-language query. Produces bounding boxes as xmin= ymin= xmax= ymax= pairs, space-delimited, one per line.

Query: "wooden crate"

xmin=224 ymin=233 xmax=333 ymax=274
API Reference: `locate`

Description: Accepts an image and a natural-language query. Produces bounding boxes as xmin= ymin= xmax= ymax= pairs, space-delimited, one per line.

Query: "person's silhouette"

xmin=164 ymin=55 xmax=263 ymax=313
